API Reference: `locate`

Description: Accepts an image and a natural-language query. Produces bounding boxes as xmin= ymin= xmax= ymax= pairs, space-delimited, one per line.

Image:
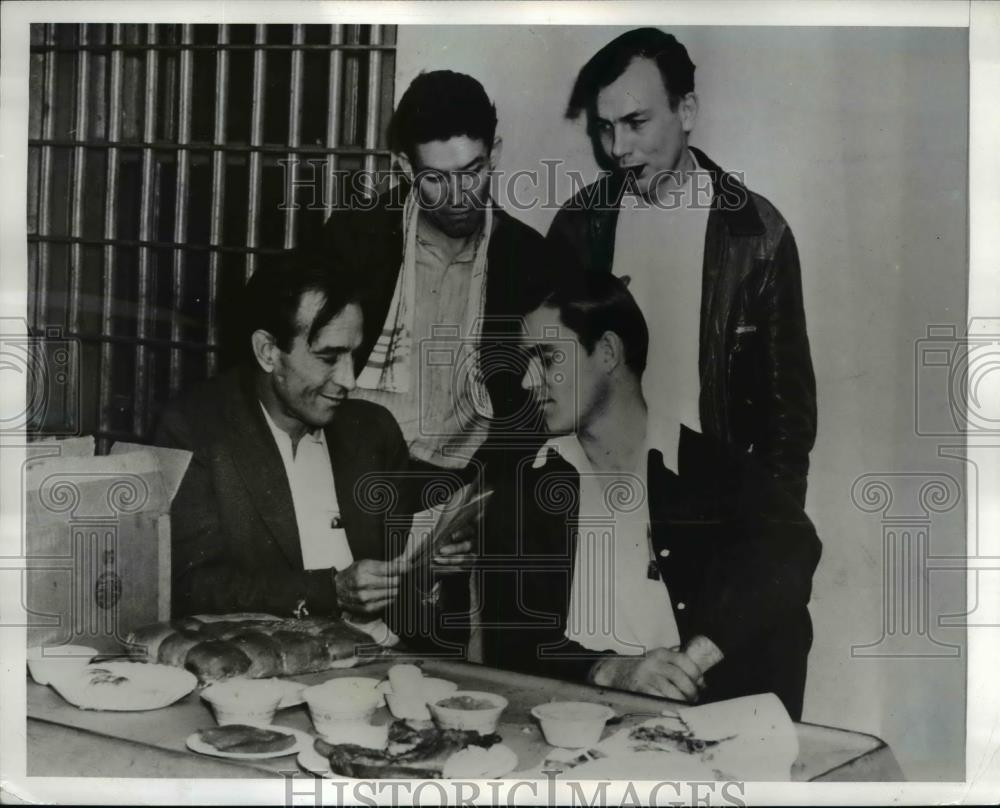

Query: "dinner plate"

xmin=297 ymin=743 xmax=519 ymax=780
xmin=48 ymin=661 xmax=197 ymax=711
xmin=297 ymin=744 xmax=339 ymax=778
xmin=187 ymin=725 xmax=313 ymax=760
xmin=567 ymin=751 xmax=719 ymax=780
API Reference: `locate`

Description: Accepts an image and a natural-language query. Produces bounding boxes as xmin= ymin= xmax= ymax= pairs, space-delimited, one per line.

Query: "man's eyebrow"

xmin=311 ymin=345 xmax=350 ymax=356
xmin=595 ymin=109 xmax=649 ymax=125
xmin=451 ymin=155 xmax=487 ymax=173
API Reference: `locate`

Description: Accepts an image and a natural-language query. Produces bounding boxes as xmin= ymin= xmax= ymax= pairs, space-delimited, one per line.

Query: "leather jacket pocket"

xmin=728 ymin=321 xmax=760 ymax=449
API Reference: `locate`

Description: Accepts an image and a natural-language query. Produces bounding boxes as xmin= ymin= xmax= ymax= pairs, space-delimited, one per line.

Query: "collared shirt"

xmin=613 ymin=148 xmax=710 ymax=432
xmin=259 ymin=403 xmax=354 ymax=571
xmin=355 ymin=214 xmax=490 ymax=469
xmin=532 ymin=415 xmax=682 ymax=655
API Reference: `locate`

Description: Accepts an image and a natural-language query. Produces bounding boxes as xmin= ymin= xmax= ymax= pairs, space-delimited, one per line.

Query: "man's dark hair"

xmin=531 ymin=269 xmax=649 ymax=377
xmin=566 ymin=27 xmax=695 ymax=121
xmin=241 ymin=250 xmax=362 ymax=363
xmin=387 ymin=70 xmax=498 ymax=161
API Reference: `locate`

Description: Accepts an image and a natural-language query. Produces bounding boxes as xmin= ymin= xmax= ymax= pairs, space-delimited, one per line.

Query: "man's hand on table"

xmin=589 ymin=636 xmax=724 ymax=703
xmin=333 ymin=559 xmax=401 ymax=615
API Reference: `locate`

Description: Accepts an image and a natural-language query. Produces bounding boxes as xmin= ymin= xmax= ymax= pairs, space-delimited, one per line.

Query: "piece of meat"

xmin=315 ymin=721 xmax=501 ymax=779
xmin=197 ymin=724 xmax=295 ymax=754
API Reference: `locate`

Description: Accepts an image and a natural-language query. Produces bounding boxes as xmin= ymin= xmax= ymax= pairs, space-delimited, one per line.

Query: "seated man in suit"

xmin=155 ymin=253 xmax=471 ymax=620
xmin=473 ymin=271 xmax=821 ymax=719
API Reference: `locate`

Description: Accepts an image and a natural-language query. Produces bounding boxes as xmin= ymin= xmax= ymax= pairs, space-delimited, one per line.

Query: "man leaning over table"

xmin=472 ymin=270 xmax=821 ymax=720
xmin=154 ymin=254 xmax=473 ymax=621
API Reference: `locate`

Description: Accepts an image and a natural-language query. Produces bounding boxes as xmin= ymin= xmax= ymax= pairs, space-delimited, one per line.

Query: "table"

xmin=26 ymin=659 xmax=903 ymax=781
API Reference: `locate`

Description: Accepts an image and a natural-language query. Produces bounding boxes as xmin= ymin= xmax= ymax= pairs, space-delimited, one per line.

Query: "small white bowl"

xmin=314 ymin=719 xmax=389 ymax=749
xmin=530 ymin=701 xmax=615 ymax=748
xmin=27 ymin=645 xmax=98 ymax=686
xmin=383 ymin=677 xmax=457 ymax=721
xmin=428 ymin=690 xmax=508 ymax=734
xmin=304 ymin=676 xmax=383 ymax=737
xmin=202 ymin=678 xmax=285 ymax=727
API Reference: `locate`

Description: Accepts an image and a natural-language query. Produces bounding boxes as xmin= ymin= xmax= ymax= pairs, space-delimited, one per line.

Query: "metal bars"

xmin=35 ymin=24 xmax=57 ymax=328
xmin=244 ymin=25 xmax=267 ymax=281
xmin=27 ymin=23 xmax=396 ymax=447
xmin=133 ymin=24 xmax=159 ymax=436
xmin=98 ymin=24 xmax=124 ymax=443
xmin=284 ymin=25 xmax=305 ymax=250
xmin=169 ymin=25 xmax=194 ymax=396
xmin=206 ymin=24 xmax=230 ymax=378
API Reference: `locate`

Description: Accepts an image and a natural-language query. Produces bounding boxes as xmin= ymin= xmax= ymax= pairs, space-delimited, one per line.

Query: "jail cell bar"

xmin=27 ymin=24 xmax=396 ymax=451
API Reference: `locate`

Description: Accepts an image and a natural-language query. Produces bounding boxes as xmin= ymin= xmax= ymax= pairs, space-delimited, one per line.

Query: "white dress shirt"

xmin=259 ymin=403 xmax=354 ymax=571
xmin=613 ymin=149 xmax=710 ymax=432
xmin=533 ymin=416 xmax=682 ymax=655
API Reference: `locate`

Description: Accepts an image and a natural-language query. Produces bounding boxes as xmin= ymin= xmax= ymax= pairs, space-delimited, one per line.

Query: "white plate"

xmin=297 ymin=742 xmax=518 ymax=780
xmin=298 ymin=744 xmax=338 ymax=778
xmin=187 ymin=725 xmax=313 ymax=760
xmin=568 ymin=751 xmax=719 ymax=780
xmin=49 ymin=661 xmax=197 ymax=711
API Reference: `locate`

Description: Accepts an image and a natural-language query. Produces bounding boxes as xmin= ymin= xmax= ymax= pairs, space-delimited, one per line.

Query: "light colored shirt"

xmin=259 ymin=403 xmax=354 ymax=571
xmin=613 ymin=148 xmax=710 ymax=432
xmin=355 ymin=214 xmax=490 ymax=468
xmin=533 ymin=416 xmax=682 ymax=655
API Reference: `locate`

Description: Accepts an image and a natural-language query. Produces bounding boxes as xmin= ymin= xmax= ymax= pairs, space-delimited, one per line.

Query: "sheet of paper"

xmin=397 ymin=482 xmax=492 ymax=568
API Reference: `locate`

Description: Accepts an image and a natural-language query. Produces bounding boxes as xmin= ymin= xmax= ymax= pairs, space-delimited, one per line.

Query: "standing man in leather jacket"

xmin=548 ymin=28 xmax=816 ymax=505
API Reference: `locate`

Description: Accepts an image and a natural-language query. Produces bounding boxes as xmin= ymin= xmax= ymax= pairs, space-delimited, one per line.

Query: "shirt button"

xmin=659 ymin=548 xmax=670 ymax=558
xmin=677 ymin=602 xmax=686 ymax=610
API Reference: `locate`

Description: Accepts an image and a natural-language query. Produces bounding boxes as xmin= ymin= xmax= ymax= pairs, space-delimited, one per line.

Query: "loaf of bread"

xmin=125 ymin=615 xmax=383 ymax=684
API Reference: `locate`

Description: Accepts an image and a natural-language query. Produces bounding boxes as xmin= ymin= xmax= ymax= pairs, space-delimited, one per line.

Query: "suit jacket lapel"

xmin=224 ymin=372 xmax=304 ymax=569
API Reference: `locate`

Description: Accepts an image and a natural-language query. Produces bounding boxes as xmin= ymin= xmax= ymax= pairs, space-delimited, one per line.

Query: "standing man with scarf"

xmin=319 ymin=70 xmax=546 ymax=476
xmin=316 ymin=71 xmax=548 ymax=653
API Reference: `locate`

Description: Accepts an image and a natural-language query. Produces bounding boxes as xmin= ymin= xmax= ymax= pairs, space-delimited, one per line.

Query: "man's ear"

xmin=251 ymin=329 xmax=280 ymax=373
xmin=396 ymin=152 xmax=414 ymax=182
xmin=679 ymin=92 xmax=698 ymax=134
xmin=598 ymin=329 xmax=626 ymax=373
xmin=489 ymin=136 xmax=503 ymax=171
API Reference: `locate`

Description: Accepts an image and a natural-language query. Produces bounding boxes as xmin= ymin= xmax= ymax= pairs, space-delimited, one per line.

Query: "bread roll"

xmin=271 ymin=631 xmax=325 ymax=675
xmin=197 ymin=620 xmax=242 ymax=640
xmin=320 ymin=621 xmax=372 ymax=662
xmin=157 ymin=628 xmax=204 ymax=667
xmin=184 ymin=640 xmax=252 ymax=683
xmin=126 ymin=622 xmax=177 ymax=661
xmin=170 ymin=616 xmax=204 ymax=632
xmin=229 ymin=632 xmax=283 ymax=678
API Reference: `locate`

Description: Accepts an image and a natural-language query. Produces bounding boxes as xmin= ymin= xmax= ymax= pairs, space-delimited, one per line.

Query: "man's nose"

xmin=334 ymin=358 xmax=356 ymax=393
xmin=521 ymin=357 xmax=542 ymax=391
xmin=448 ymin=175 xmax=465 ymax=207
xmin=611 ymin=124 xmax=630 ymax=159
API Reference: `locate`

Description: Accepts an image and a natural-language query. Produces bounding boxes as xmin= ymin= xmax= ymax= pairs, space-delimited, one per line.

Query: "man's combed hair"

xmin=241 ymin=250 xmax=363 ymax=361
xmin=387 ymin=70 xmax=498 ymax=160
xmin=537 ymin=271 xmax=649 ymax=377
xmin=566 ymin=27 xmax=695 ymax=120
